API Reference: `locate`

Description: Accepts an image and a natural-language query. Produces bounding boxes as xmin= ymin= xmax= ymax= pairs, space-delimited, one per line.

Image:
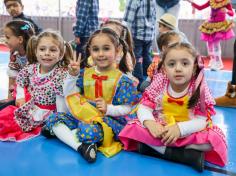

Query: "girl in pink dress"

xmin=119 ymin=42 xmax=227 ymax=172
xmin=186 ymin=0 xmax=234 ymax=70
xmin=0 ymin=30 xmax=72 ymax=141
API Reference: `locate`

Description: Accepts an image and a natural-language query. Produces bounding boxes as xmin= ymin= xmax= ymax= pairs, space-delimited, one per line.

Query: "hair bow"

xmin=21 ymin=24 xmax=30 ymax=31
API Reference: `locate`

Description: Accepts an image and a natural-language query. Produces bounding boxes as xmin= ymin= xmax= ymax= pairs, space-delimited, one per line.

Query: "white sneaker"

xmin=210 ymin=60 xmax=224 ymax=71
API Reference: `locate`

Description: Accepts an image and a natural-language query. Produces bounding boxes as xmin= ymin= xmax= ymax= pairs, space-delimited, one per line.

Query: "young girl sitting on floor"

xmin=0 ymin=30 xmax=72 ymax=141
xmin=119 ymin=42 xmax=227 ymax=172
xmin=43 ymin=28 xmax=140 ymax=163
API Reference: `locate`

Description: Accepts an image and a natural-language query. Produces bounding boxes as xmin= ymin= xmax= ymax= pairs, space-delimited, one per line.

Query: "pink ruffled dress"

xmin=192 ymin=0 xmax=235 ymax=42
xmin=119 ymin=72 xmax=227 ymax=167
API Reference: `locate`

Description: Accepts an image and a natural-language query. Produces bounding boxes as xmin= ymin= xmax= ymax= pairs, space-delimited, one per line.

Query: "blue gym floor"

xmin=0 ymin=51 xmax=236 ymax=176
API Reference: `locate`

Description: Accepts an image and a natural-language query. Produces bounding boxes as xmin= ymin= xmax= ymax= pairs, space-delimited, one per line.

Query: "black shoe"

xmin=41 ymin=125 xmax=55 ymax=138
xmin=164 ymin=147 xmax=204 ymax=172
xmin=77 ymin=143 xmax=97 ymax=163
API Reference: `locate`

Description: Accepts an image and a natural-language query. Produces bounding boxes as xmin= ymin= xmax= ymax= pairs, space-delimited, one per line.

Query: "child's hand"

xmin=161 ymin=124 xmax=181 ymax=145
xmin=68 ymin=52 xmax=81 ymax=76
xmin=16 ymin=98 xmax=26 ymax=107
xmin=144 ymin=120 xmax=165 ymax=138
xmin=95 ymin=97 xmax=107 ymax=114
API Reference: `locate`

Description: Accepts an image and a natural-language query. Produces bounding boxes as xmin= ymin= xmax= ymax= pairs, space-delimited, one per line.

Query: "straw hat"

xmin=158 ymin=13 xmax=177 ymax=30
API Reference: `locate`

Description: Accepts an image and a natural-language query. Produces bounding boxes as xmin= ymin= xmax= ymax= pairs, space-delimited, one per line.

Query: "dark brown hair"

xmin=157 ymin=31 xmax=182 ymax=52
xmin=4 ymin=0 xmax=22 ymax=5
xmin=101 ymin=19 xmax=136 ymax=70
xmin=158 ymin=42 xmax=202 ymax=109
xmin=4 ymin=20 xmax=34 ymax=51
xmin=85 ymin=28 xmax=129 ymax=73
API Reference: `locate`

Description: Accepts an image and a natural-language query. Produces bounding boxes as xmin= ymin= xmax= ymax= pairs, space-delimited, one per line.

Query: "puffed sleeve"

xmin=16 ymin=64 xmax=32 ymax=87
xmin=140 ymin=72 xmax=167 ymax=109
xmin=63 ymin=69 xmax=84 ymax=97
xmin=113 ymin=75 xmax=141 ymax=106
xmin=54 ymin=67 xmax=68 ymax=96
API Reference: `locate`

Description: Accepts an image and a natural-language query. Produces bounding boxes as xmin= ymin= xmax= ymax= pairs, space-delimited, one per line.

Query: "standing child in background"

xmin=119 ymin=43 xmax=227 ymax=172
xmin=100 ymin=20 xmax=138 ymax=85
xmin=3 ymin=20 xmax=34 ymax=100
xmin=44 ymin=28 xmax=140 ymax=163
xmin=123 ymin=0 xmax=157 ymax=89
xmin=157 ymin=13 xmax=188 ymax=41
xmin=185 ymin=0 xmax=235 ymax=70
xmin=4 ymin=0 xmax=42 ymax=35
xmin=140 ymin=31 xmax=184 ymax=92
xmin=0 ymin=30 xmax=71 ymax=141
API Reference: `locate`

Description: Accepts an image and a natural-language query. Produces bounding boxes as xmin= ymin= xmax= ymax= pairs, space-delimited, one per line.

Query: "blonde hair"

xmin=27 ymin=30 xmax=72 ymax=67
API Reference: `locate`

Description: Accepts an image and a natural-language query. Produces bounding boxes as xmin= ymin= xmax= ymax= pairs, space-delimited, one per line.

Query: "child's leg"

xmin=213 ymin=40 xmax=223 ymax=69
xmin=53 ymin=122 xmax=97 ymax=163
xmin=207 ymin=41 xmax=215 ymax=67
xmin=138 ymin=143 xmax=204 ymax=172
xmin=211 ymin=40 xmax=223 ymax=70
xmin=45 ymin=112 xmax=99 ymax=162
xmin=52 ymin=123 xmax=81 ymax=150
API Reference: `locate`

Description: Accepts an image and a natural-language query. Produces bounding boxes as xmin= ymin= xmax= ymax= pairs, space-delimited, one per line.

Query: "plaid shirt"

xmin=123 ymin=0 xmax=157 ymax=41
xmin=73 ymin=0 xmax=99 ymax=38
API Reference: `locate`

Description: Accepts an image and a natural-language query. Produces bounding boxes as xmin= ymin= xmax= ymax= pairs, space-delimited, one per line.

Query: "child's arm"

xmin=8 ymin=77 xmax=16 ymax=99
xmin=64 ymin=53 xmax=81 ymax=96
xmin=185 ymin=0 xmax=210 ymax=10
xmin=162 ymin=115 xmax=207 ymax=145
xmin=138 ymin=104 xmax=165 ymax=138
xmin=89 ymin=97 xmax=132 ymax=116
xmin=177 ymin=115 xmax=207 ymax=136
xmin=15 ymin=85 xmax=25 ymax=107
xmin=226 ymin=3 xmax=234 ymax=16
xmin=63 ymin=74 xmax=81 ymax=97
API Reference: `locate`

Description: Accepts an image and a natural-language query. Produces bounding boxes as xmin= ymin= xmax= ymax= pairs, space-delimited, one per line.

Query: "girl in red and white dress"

xmin=119 ymin=42 xmax=227 ymax=172
xmin=0 ymin=30 xmax=72 ymax=141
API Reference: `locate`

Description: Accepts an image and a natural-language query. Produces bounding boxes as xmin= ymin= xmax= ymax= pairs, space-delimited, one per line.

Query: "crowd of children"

xmin=0 ymin=0 xmax=235 ymax=173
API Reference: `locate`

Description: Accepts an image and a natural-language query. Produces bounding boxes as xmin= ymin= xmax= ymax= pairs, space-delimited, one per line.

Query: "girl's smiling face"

xmin=89 ymin=33 xmax=119 ymax=72
xmin=36 ymin=36 xmax=62 ymax=73
xmin=4 ymin=27 xmax=23 ymax=52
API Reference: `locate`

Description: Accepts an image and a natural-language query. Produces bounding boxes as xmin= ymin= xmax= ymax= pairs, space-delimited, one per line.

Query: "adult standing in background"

xmin=123 ymin=0 xmax=157 ymax=88
xmin=73 ymin=0 xmax=99 ymax=67
xmin=4 ymin=0 xmax=42 ymax=35
xmin=156 ymin=0 xmax=181 ymax=27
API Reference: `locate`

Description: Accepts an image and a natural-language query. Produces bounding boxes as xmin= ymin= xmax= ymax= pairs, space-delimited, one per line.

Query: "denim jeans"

xmin=76 ymin=37 xmax=89 ymax=63
xmin=133 ymin=38 xmax=152 ymax=86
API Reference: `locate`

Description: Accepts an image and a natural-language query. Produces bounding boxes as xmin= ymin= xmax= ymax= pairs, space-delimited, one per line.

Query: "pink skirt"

xmin=0 ymin=106 xmax=41 ymax=142
xmin=201 ymin=29 xmax=235 ymax=42
xmin=119 ymin=122 xmax=227 ymax=167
